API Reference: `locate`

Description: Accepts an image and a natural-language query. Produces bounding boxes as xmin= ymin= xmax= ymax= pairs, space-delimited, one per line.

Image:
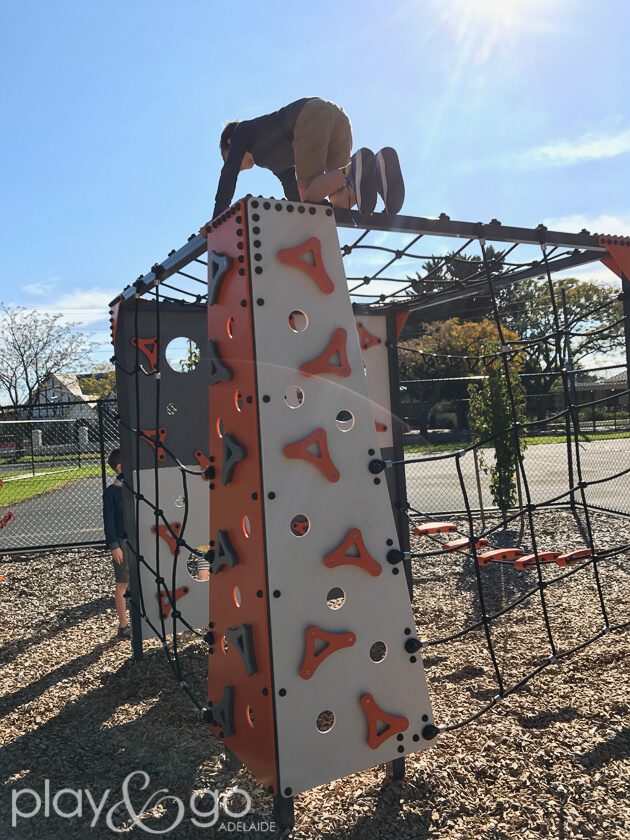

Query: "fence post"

xmin=97 ymin=402 xmax=108 ymax=497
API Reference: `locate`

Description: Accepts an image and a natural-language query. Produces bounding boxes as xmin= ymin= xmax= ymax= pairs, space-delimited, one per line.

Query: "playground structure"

xmin=110 ymin=198 xmax=630 ymax=828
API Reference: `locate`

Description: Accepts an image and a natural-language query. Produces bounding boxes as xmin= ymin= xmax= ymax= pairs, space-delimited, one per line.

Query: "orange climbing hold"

xmin=323 ymin=528 xmax=382 ymax=577
xmin=131 ymin=336 xmax=159 ymax=371
xmin=360 ymin=693 xmax=409 ymax=750
xmin=194 ymin=449 xmax=214 ymax=480
xmin=356 ymin=322 xmax=382 ymax=351
xmin=283 ymin=428 xmax=340 ymax=483
xmin=159 ymin=585 xmax=190 ymax=618
xmin=276 ymin=236 xmax=335 ymax=294
xmin=151 ymin=521 xmax=182 ymax=556
xmin=299 ymin=626 xmax=356 ymax=679
xmin=299 ymin=328 xmax=351 ymax=378
xmin=140 ymin=428 xmax=167 ymax=461
xmin=413 ymin=522 xmax=457 ymax=536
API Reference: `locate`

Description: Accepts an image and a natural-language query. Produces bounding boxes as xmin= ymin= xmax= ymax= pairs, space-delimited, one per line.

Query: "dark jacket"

xmin=212 ymin=98 xmax=312 ymax=218
xmin=103 ymin=482 xmax=125 ymax=551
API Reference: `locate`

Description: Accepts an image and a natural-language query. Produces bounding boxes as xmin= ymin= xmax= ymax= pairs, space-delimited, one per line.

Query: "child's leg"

xmin=294 ymin=99 xmax=353 ymax=204
xmin=115 ymin=582 xmax=128 ymax=627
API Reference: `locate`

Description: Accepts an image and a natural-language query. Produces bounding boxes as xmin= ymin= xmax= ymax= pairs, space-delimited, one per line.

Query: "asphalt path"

xmin=405 ymin=437 xmax=630 ymax=516
xmin=1 ymin=439 xmax=628 ymax=552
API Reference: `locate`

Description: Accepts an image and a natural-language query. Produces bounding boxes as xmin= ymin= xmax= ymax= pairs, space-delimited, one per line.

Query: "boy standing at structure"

xmin=212 ymin=96 xmax=405 ymax=219
xmin=103 ymin=448 xmax=130 ymax=638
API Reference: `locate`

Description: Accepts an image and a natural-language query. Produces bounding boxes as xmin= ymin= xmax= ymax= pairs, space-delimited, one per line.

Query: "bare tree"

xmin=0 ymin=305 xmax=95 ymax=409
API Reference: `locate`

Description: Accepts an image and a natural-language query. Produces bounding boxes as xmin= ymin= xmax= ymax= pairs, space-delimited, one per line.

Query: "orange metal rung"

xmin=323 ymin=528 xmax=382 ymax=577
xmin=299 ymin=328 xmax=351 ymax=378
xmin=514 ymin=551 xmax=561 ymax=571
xmin=299 ymin=626 xmax=356 ymax=680
xmin=414 ymin=521 xmax=457 ymax=536
xmin=555 ymin=548 xmax=602 ymax=567
xmin=442 ymin=537 xmax=490 ymax=553
xmin=283 ymin=427 xmax=340 ymax=483
xmin=477 ymin=548 xmax=524 ymax=567
xmin=276 ymin=236 xmax=335 ymax=294
xmin=360 ymin=693 xmax=409 ymax=750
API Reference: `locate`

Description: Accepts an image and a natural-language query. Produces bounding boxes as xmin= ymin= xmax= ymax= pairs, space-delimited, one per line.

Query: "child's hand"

xmin=112 ymin=547 xmax=124 ymax=564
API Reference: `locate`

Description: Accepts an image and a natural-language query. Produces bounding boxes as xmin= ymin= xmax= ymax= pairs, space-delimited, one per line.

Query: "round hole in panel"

xmin=221 ymin=636 xmax=229 ymax=655
xmin=242 ymin=515 xmax=251 ymax=539
xmin=233 ymin=585 xmax=242 ymax=608
xmin=288 ymin=310 xmax=308 ymax=333
xmin=316 ymin=710 xmax=335 ymax=734
xmin=234 ymin=390 xmax=244 ymax=412
xmin=226 ymin=317 xmax=235 ymax=339
xmin=165 ymin=337 xmax=200 ymax=373
xmin=166 ymin=402 xmax=178 ymax=416
xmin=246 ymin=705 xmax=255 ymax=728
xmin=290 ymin=514 xmax=310 ymax=538
xmin=326 ymin=587 xmax=346 ymax=610
xmin=335 ymin=409 xmax=355 ymax=432
xmin=187 ymin=546 xmax=210 ymax=582
xmin=284 ymin=385 xmax=304 ymax=410
xmin=216 ymin=417 xmax=223 ymax=439
xmin=369 ymin=641 xmax=388 ymax=663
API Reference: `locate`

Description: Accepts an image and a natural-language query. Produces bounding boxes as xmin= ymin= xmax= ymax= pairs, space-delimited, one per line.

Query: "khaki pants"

xmin=293 ymin=98 xmax=353 ymax=187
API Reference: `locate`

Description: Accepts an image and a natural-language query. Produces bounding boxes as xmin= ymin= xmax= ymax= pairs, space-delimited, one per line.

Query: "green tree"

xmin=468 ymin=349 xmax=527 ymax=519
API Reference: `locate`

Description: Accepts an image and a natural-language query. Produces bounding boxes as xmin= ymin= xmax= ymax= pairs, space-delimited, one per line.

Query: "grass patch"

xmin=0 ymin=465 xmax=102 ymax=506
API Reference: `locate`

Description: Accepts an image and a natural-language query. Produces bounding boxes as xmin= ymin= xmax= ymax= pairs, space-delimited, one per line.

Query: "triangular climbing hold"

xmin=276 ymin=237 xmax=335 ymax=294
xmin=208 ymin=250 xmax=234 ymax=305
xmin=299 ymin=625 xmax=356 ymax=679
xmin=300 ymin=328 xmax=351 ymax=378
xmin=221 ymin=432 xmax=247 ymax=485
xmin=283 ymin=428 xmax=340 ymax=483
xmin=226 ymin=623 xmax=258 ymax=676
xmin=207 ymin=340 xmax=232 ymax=385
xmin=210 ymin=685 xmax=235 ymax=736
xmin=360 ymin=693 xmax=409 ymax=749
xmin=356 ymin=322 xmax=382 ymax=351
xmin=323 ymin=529 xmax=382 ymax=577
xmin=158 ymin=585 xmax=189 ymax=618
xmin=212 ymin=529 xmax=238 ymax=574
xmin=151 ymin=521 xmax=182 ymax=556
xmin=131 ymin=336 xmax=158 ymax=371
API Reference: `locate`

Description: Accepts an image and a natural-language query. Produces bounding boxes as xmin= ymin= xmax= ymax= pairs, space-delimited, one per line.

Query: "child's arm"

xmin=212 ymin=131 xmax=248 ymax=219
xmin=103 ymin=489 xmax=120 ymax=553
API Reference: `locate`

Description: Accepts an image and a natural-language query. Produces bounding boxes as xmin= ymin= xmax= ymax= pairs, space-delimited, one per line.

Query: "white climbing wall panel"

xmin=247 ymin=199 xmax=434 ymax=797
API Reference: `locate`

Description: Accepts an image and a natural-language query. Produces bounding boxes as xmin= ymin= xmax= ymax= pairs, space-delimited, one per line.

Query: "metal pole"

xmin=97 ymin=402 xmax=108 ymax=497
xmin=561 ymin=288 xmax=577 ymax=514
xmin=621 ymin=271 xmax=630 ymax=424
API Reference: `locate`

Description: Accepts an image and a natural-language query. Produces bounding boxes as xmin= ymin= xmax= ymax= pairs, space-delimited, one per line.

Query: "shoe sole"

xmin=353 ymin=148 xmax=377 ymax=215
xmin=376 ymin=147 xmax=404 ymax=214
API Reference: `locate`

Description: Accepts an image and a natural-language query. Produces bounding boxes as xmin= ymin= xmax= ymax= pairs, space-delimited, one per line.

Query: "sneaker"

xmin=375 ymin=147 xmax=405 ymax=214
xmin=117 ymin=624 xmax=131 ymax=639
xmin=348 ymin=148 xmax=378 ymax=215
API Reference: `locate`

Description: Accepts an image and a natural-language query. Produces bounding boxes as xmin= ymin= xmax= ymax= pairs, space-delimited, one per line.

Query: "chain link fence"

xmin=0 ymin=399 xmax=118 ymax=554
xmin=401 ymin=365 xmax=630 ymax=518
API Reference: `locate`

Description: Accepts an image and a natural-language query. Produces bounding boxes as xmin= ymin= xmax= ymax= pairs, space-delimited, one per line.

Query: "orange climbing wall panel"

xmin=205 ymin=202 xmax=278 ymax=793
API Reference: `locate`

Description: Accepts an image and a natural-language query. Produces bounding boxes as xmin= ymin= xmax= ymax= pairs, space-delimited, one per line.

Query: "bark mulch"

xmin=0 ymin=509 xmax=628 ymax=839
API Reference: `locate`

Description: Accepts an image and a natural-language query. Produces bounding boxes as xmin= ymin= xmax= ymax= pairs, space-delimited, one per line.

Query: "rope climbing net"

xmin=110 ymin=204 xmax=630 ymax=733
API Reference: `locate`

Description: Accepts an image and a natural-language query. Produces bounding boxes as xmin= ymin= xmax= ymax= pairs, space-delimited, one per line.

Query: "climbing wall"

xmin=113 ymin=300 xmax=212 ymax=642
xmin=205 ymin=197 xmax=434 ymax=799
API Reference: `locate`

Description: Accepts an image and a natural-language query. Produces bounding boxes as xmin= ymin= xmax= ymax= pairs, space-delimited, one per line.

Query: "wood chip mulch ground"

xmin=0 ymin=509 xmax=628 ymax=839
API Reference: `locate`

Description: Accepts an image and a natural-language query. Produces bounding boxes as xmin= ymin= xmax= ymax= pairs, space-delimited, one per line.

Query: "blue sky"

xmin=1 ymin=0 xmax=629 ymax=366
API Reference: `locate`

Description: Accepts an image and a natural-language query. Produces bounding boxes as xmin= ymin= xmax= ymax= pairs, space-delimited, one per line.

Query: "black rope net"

xmin=111 ymin=215 xmax=630 ymax=736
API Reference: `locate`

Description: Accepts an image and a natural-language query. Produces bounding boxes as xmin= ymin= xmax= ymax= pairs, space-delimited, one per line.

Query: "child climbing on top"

xmin=102 ymin=447 xmax=130 ymax=639
xmin=211 ymin=96 xmax=405 ymax=219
